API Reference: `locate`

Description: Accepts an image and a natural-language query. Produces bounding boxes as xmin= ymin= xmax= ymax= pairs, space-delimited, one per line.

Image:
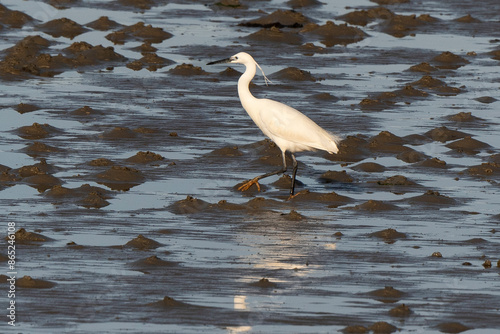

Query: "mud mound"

xmin=64 ymin=42 xmax=126 ymax=66
xmin=207 ymin=146 xmax=243 ymax=157
xmin=23 ymin=142 xmax=62 ymax=156
xmin=148 ymin=296 xmax=193 ymax=308
xmin=249 ymin=278 xmax=278 ymax=288
xmin=377 ymin=175 xmax=418 ymax=186
xmin=416 ymin=157 xmax=448 ymax=169
xmin=381 ymin=13 xmax=437 ymax=38
xmin=129 ymin=255 xmax=177 ymax=269
xmin=432 ymin=51 xmax=469 ymax=69
xmin=168 ymin=63 xmax=209 ymax=76
xmin=319 ymin=170 xmax=354 ymax=183
xmin=351 ymin=200 xmax=399 ymax=211
xmin=239 ymin=9 xmax=312 ymax=28
xmin=474 ymin=96 xmax=497 ymax=104
xmin=436 ymin=322 xmax=470 ymax=333
xmin=271 ymin=66 xmax=316 ymax=81
xmin=247 ymin=27 xmax=303 ymax=45
xmin=407 ymin=190 xmax=456 ymax=206
xmin=281 ymin=210 xmax=306 ymax=221
xmin=101 ymin=126 xmax=137 ymax=139
xmin=17 ymin=276 xmax=56 ymax=289
xmin=368 ymin=286 xmax=405 ymax=302
xmin=287 ymin=0 xmax=323 ymax=8
xmin=16 ymin=103 xmax=40 ymax=114
xmin=24 ymin=173 xmax=62 ymax=192
xmin=389 ymin=304 xmax=412 ymax=317
xmin=124 ymin=235 xmax=162 ymax=250
xmin=0 ymin=4 xmax=34 ymax=28
xmin=37 ymin=18 xmax=89 ymax=39
xmin=445 ymin=136 xmax=490 ymax=154
xmin=126 ymin=151 xmax=164 ymax=163
xmin=463 ymin=162 xmax=500 ymax=178
xmin=340 ymin=7 xmax=394 ymax=26
xmin=409 ymin=62 xmax=438 ymax=73
xmin=17 ymin=122 xmax=61 ymax=140
xmin=447 ymin=111 xmax=482 ymax=122
xmin=45 ymin=184 xmax=113 ymax=208
xmin=351 ymin=162 xmax=386 ymax=173
xmin=126 ymin=52 xmax=174 ymax=71
xmin=411 ymin=75 xmax=462 ymax=96
xmin=170 ymin=195 xmax=211 ymax=214
xmin=425 ymin=126 xmax=469 ymax=142
xmin=290 ymin=190 xmax=353 ymax=207
xmin=301 ymin=21 xmax=367 ymax=47
xmin=106 ymin=22 xmax=172 ymax=44
xmin=9 ymin=228 xmax=52 ymax=244
xmin=397 ymin=149 xmax=428 ymax=163
xmin=86 ymin=16 xmax=123 ymax=31
xmin=369 ymin=322 xmax=397 ymax=333
xmin=70 ymin=106 xmax=101 ymax=116
xmin=96 ymin=165 xmax=145 ymax=191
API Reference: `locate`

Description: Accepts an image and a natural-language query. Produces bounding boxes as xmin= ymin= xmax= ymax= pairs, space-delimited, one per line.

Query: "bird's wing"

xmin=257 ymin=99 xmax=339 ymax=154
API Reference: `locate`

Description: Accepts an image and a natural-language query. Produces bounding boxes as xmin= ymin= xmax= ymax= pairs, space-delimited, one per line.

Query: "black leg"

xmin=290 ymin=154 xmax=298 ymax=196
xmin=238 ymin=151 xmax=287 ymax=192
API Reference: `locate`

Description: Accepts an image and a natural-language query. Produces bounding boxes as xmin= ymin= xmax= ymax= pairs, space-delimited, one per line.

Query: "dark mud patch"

xmin=349 ymin=200 xmax=399 ymax=211
xmin=411 ymin=76 xmax=462 ymax=96
xmin=389 ymin=304 xmax=412 ymax=317
xmin=436 ymin=322 xmax=471 ymax=333
xmin=129 ymin=255 xmax=177 ymax=271
xmin=86 ymin=16 xmax=123 ymax=31
xmin=126 ymin=151 xmax=165 ymax=164
xmin=169 ymin=195 xmax=211 ymax=214
xmin=445 ymin=136 xmax=491 ymax=154
xmin=425 ymin=126 xmax=469 ymax=143
xmin=319 ymin=170 xmax=354 ymax=183
xmin=123 ymin=235 xmax=162 ymax=250
xmin=106 ymin=22 xmax=172 ymax=44
xmin=8 ymin=228 xmax=53 ymax=244
xmin=370 ymin=229 xmax=406 ymax=243
xmin=289 ymin=190 xmax=353 ymax=207
xmin=271 ymin=66 xmax=317 ymax=81
xmin=126 ymin=52 xmax=174 ymax=71
xmin=95 ymin=165 xmax=145 ymax=191
xmin=368 ymin=286 xmax=406 ymax=303
xmin=0 ymin=4 xmax=34 ymax=28
xmin=16 ymin=276 xmax=56 ymax=289
xmin=168 ymin=63 xmax=210 ymax=76
xmin=301 ymin=21 xmax=367 ymax=47
xmin=415 ymin=157 xmax=448 ymax=169
xmin=37 ymin=18 xmax=89 ymax=39
xmin=246 ymin=27 xmax=303 ymax=45
xmin=22 ymin=142 xmax=63 ymax=156
xmin=249 ymin=278 xmax=278 ymax=289
xmin=239 ymin=9 xmax=312 ymax=28
xmin=15 ymin=103 xmax=40 ymax=114
xmin=45 ymin=184 xmax=114 ymax=208
xmin=406 ymin=190 xmax=457 ymax=206
xmin=17 ymin=122 xmax=62 ymax=140
xmin=350 ymin=162 xmax=386 ymax=173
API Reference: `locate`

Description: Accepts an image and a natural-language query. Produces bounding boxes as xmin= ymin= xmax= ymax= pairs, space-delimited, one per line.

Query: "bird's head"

xmin=207 ymin=52 xmax=271 ymax=85
xmin=207 ymin=52 xmax=253 ymax=65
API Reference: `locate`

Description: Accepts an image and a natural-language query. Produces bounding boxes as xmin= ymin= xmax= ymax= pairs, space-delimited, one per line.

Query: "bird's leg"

xmin=290 ymin=153 xmax=298 ymax=196
xmin=238 ymin=151 xmax=287 ymax=192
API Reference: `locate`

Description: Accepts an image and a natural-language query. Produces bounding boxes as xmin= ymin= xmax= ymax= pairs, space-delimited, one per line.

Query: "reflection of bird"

xmin=207 ymin=52 xmax=340 ymax=197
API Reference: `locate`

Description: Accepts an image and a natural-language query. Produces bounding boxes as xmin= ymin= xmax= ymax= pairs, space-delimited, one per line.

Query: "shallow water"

xmin=1 ymin=0 xmax=499 ymax=333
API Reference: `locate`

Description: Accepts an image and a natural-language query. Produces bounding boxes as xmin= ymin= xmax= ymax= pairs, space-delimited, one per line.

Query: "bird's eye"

xmin=234 ymin=56 xmax=238 ymax=60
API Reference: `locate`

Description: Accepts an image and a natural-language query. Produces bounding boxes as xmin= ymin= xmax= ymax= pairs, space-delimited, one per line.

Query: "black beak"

xmin=207 ymin=57 xmax=231 ymax=65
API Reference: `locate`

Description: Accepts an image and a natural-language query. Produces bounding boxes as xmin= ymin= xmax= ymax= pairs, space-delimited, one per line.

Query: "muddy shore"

xmin=0 ymin=0 xmax=499 ymax=333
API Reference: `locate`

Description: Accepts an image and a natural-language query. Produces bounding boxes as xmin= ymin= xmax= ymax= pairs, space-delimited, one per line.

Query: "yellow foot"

xmin=238 ymin=177 xmax=261 ymax=192
xmin=287 ymin=190 xmax=308 ymax=201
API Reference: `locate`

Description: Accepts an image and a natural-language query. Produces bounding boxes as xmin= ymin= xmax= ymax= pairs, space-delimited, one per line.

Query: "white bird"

xmin=207 ymin=52 xmax=340 ymax=197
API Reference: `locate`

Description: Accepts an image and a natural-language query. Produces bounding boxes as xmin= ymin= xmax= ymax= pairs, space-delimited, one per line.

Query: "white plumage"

xmin=208 ymin=52 xmax=340 ymax=196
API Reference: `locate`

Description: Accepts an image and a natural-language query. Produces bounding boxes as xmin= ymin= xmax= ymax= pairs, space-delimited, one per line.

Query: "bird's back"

xmin=251 ymin=98 xmax=340 ymax=154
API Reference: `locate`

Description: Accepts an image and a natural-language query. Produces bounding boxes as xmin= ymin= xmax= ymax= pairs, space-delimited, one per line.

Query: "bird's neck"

xmin=238 ymin=62 xmax=258 ymax=110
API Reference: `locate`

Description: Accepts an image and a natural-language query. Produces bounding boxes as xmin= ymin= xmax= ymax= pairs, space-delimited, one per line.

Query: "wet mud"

xmin=1 ymin=0 xmax=499 ymax=333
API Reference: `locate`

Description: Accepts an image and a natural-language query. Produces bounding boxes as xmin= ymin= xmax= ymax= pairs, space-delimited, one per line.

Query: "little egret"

xmin=207 ymin=52 xmax=340 ymax=196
